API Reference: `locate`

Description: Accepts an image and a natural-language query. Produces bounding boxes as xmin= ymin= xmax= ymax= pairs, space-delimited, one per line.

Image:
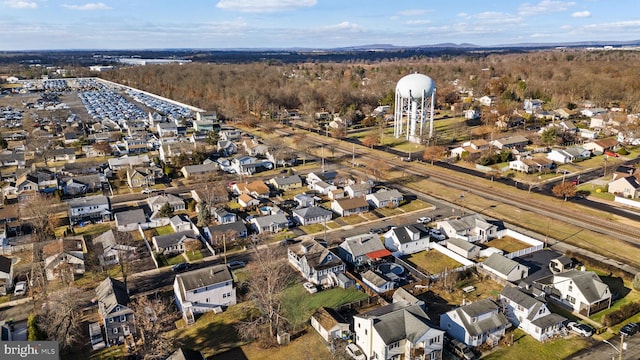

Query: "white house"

xmin=96 ymin=277 xmax=136 ymax=346
xmin=534 ymin=269 xmax=612 ymax=317
xmin=338 ymin=234 xmax=391 ymax=267
xmin=331 ymin=197 xmax=370 ymax=217
xmin=354 ymin=302 xmax=444 ymax=360
xmin=0 ymin=255 xmax=15 ymax=296
xmin=440 ymin=298 xmax=511 ymax=347
xmin=361 ymin=270 xmax=395 ymax=293
xmin=499 ymin=286 xmax=566 ymax=342
xmin=366 ymin=189 xmax=404 ymax=209
xmin=92 ymin=230 xmax=136 ymax=267
xmin=173 ymin=265 xmax=236 ymax=323
xmin=291 ymin=206 xmax=333 ymax=226
xmin=436 ymin=213 xmax=499 ymax=243
xmin=383 ymin=224 xmax=430 ymax=256
xmin=287 ymin=238 xmax=345 ymax=286
xmin=67 ymin=195 xmax=111 ymax=225
xmin=250 ymin=213 xmax=289 ymax=234
xmin=446 ymin=238 xmax=480 ymax=260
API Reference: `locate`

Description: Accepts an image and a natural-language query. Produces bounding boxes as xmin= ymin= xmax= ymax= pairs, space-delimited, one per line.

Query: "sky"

xmin=1 ymin=0 xmax=639 ymax=50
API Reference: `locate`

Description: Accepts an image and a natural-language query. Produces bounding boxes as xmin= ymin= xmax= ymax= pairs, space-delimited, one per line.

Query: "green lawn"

xmin=155 ymin=225 xmax=174 ymax=236
xmin=282 ymin=285 xmax=368 ymax=329
xmin=90 ymin=344 xmax=125 ymax=360
xmin=340 ymin=215 xmax=367 ymax=225
xmin=483 ymin=329 xmax=592 ymax=360
xmin=157 ymin=253 xmax=186 ymax=267
xmin=299 ymin=223 xmax=325 ymax=234
xmin=185 ymin=250 xmax=204 ymax=262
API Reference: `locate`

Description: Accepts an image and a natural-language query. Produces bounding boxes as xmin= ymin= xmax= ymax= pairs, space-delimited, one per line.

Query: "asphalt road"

xmin=569 ymin=333 xmax=640 ymax=360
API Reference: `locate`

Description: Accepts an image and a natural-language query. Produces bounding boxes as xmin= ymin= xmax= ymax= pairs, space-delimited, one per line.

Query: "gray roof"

xmin=271 ymin=175 xmax=302 ymax=187
xmin=447 ymin=238 xmax=478 ymax=252
xmin=206 ymin=221 xmax=247 ymax=237
xmin=340 ymin=234 xmax=386 ymax=257
xmin=175 ymin=265 xmax=232 ymax=298
xmin=182 ymin=163 xmax=218 ymax=175
xmin=392 ymin=287 xmax=422 ymax=306
xmin=530 ymin=313 xmax=566 ymax=329
xmin=360 ymin=303 xmax=436 ymax=345
xmin=0 ymin=255 xmax=12 ymax=274
xmin=292 ymin=206 xmax=332 ymax=219
xmin=483 ymin=253 xmax=522 ymax=276
xmin=454 ymin=299 xmax=510 ymax=336
xmin=252 ymin=213 xmax=288 ymax=227
xmin=114 ymin=208 xmax=146 ymax=226
xmin=553 ymin=269 xmax=610 ymax=303
xmin=93 ymin=229 xmax=116 ymax=248
xmin=96 ymin=277 xmax=131 ymax=318
xmin=153 ymin=230 xmax=198 ymax=249
xmin=67 ymin=195 xmax=109 ymax=208
xmin=362 ymin=270 xmax=391 ymax=288
xmin=291 ymin=239 xmax=343 ymax=271
xmin=390 ymin=224 xmax=429 ymax=245
xmin=443 ymin=213 xmax=494 ymax=233
xmin=500 ymin=286 xmax=539 ymax=310
xmin=368 ymin=189 xmax=403 ymax=202
xmin=148 ymin=193 xmax=184 ymax=207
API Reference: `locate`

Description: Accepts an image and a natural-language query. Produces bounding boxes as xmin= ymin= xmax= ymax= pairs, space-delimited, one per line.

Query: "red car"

xmin=604 ymin=151 xmax=619 ymax=157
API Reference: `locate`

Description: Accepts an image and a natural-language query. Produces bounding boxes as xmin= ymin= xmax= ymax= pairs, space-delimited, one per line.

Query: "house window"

xmin=566 ymin=295 xmax=576 ymax=304
xmin=568 ymin=285 xmax=573 ymax=292
xmin=120 ymin=315 xmax=126 ymax=322
xmin=223 ymin=293 xmax=227 ymax=299
xmin=108 ymin=318 xmax=114 ymax=323
xmin=113 ymin=328 xmax=118 ymax=334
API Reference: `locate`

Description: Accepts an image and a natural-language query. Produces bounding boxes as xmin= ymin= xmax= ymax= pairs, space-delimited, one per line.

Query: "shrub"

xmin=602 ymin=302 xmax=640 ymax=327
xmin=27 ymin=313 xmax=46 ymax=341
xmin=618 ymin=148 xmax=629 ymax=155
xmin=633 ymin=273 xmax=640 ymax=291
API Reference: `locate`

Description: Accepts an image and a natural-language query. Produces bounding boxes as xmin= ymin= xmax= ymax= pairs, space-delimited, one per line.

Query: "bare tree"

xmin=39 ymin=287 xmax=83 ymax=352
xmin=131 ymin=294 xmax=177 ymax=360
xmin=235 ymin=246 xmax=294 ymax=346
xmin=552 ymin=182 xmax=577 ymax=201
xmin=422 ymin=145 xmax=445 ymax=165
xmin=114 ymin=230 xmax=136 ymax=290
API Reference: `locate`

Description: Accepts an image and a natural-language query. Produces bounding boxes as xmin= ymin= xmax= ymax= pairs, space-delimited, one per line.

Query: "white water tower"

xmin=393 ymin=73 xmax=436 ymax=143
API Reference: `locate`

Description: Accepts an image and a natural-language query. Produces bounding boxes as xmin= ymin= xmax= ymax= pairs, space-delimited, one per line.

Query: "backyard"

xmin=483 ymin=329 xmax=592 ymax=360
xmin=484 ymin=236 xmax=531 ymax=254
xmin=406 ymin=249 xmax=462 ymax=275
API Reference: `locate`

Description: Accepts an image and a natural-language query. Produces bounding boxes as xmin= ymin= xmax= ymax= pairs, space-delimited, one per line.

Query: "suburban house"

xmin=534 ymin=269 xmax=612 ymax=316
xmin=269 ymin=175 xmax=303 ymax=191
xmin=490 ymin=135 xmax=529 ymax=150
xmin=180 ymin=163 xmax=218 ymax=179
xmin=366 ymin=189 xmax=404 ymax=209
xmin=96 ymin=277 xmax=136 ymax=347
xmin=152 ymin=230 xmax=201 ymax=255
xmin=307 ymin=171 xmax=338 ymax=185
xmin=170 ymin=215 xmax=194 ymax=233
xmin=546 ymin=147 xmax=591 ymax=164
xmin=437 ymin=213 xmax=499 ymax=243
xmin=499 ymin=286 xmax=566 ymax=342
xmin=481 ymin=253 xmax=529 ymax=283
xmin=250 ymin=213 xmax=289 ymax=234
xmin=67 ymin=195 xmax=111 ymax=225
xmin=158 ymin=142 xmax=196 ymax=163
xmin=310 ymin=307 xmax=350 ymax=343
xmin=61 ymin=174 xmax=103 ymax=196
xmin=213 ymin=208 xmax=237 ymax=224
xmin=287 ymin=238 xmax=345 ymax=286
xmin=173 ymin=265 xmax=236 ymax=324
xmin=47 ymin=147 xmax=77 ymax=163
xmin=478 ymin=95 xmax=496 ymax=107
xmin=237 ymin=194 xmax=260 ymax=208
xmin=345 ymin=182 xmax=372 ymax=198
xmin=508 ymin=156 xmax=553 ymax=174
xmin=191 ymin=188 xmax=228 ymax=207
xmin=549 ymin=256 xmax=575 ymax=274
xmin=331 ymin=197 xmax=370 ymax=217
xmin=114 ymin=208 xmax=147 ymax=232
xmin=608 ymin=176 xmax=640 ymax=198
xmin=294 ymin=193 xmax=316 ymax=208
xmin=216 ymin=140 xmax=237 ymax=156
xmin=156 ymin=122 xmax=178 ymax=137
xmin=219 ymin=129 xmax=241 ymax=142
xmin=582 ymin=138 xmax=619 ymax=155
xmin=383 ymin=224 xmax=430 ymax=256
xmin=92 ymin=230 xmax=136 ymax=267
xmin=361 ymin=270 xmax=395 ymax=293
xmin=42 ymin=236 xmax=86 ymax=281
xmin=338 ymin=234 xmax=392 ymax=267
xmin=230 ymin=155 xmax=258 ymax=176
xmin=292 ymin=206 xmax=333 ymax=226
xmin=354 ymin=301 xmax=444 ymax=360
xmin=308 ymin=180 xmax=337 ymax=196
xmin=233 ymin=180 xmax=270 ymax=198
xmin=0 ymin=255 xmax=15 ymax=295
xmin=612 ymin=165 xmax=639 ymax=181
xmin=147 ymin=194 xmax=186 ymax=213
xmin=108 ymin=154 xmax=150 ymax=170
xmin=446 ymin=238 xmax=480 ymax=260
xmin=204 ymin=221 xmax=248 ymax=248
xmin=440 ymin=298 xmax=511 ymax=347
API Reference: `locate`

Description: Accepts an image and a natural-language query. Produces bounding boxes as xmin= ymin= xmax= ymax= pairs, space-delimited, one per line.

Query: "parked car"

xmin=227 ymin=260 xmax=246 ymax=270
xmin=445 ymin=338 xmax=476 ymax=360
xmin=417 ymin=216 xmax=431 ymax=224
xmin=171 ymin=262 xmax=191 ymax=273
xmin=345 ymin=343 xmax=366 ymax=360
xmin=303 ymin=282 xmax=317 ymax=294
xmin=620 ymin=322 xmax=639 ymax=337
xmin=13 ymin=281 xmax=27 ymax=296
xmin=429 ymin=228 xmax=446 ymax=240
xmin=567 ymin=322 xmax=594 ymax=337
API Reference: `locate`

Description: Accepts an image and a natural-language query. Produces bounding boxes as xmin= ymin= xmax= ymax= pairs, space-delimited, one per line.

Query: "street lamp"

xmin=603 ymin=333 xmax=626 ymax=360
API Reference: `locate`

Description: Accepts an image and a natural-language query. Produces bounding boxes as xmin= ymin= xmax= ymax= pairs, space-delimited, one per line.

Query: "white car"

xmin=303 ymin=282 xmax=317 ymax=294
xmin=417 ymin=216 xmax=431 ymax=224
xmin=567 ymin=322 xmax=594 ymax=337
xmin=13 ymin=281 xmax=27 ymax=296
xmin=346 ymin=343 xmax=366 ymax=360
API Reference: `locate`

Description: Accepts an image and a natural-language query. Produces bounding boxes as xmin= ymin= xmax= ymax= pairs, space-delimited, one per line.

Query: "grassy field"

xmin=485 ymin=236 xmax=531 ymax=253
xmin=185 ymin=250 xmax=204 ymax=261
xmin=483 ymin=329 xmax=592 ymax=360
xmin=406 ymin=250 xmax=462 ymax=275
xmin=340 ymin=215 xmax=367 ymax=225
xmin=299 ymin=223 xmax=325 ymax=234
xmin=282 ymin=285 xmax=369 ymax=328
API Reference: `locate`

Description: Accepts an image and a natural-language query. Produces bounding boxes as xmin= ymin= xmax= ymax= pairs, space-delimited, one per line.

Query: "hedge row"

xmin=602 ymin=302 xmax=640 ymax=327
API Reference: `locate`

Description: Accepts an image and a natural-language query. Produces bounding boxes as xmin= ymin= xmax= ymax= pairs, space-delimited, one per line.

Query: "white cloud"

xmin=530 ymin=33 xmax=551 ymax=38
xmin=406 ymin=20 xmax=431 ymax=25
xmin=571 ymin=11 xmax=591 ymax=18
xmin=518 ymin=1 xmax=576 ymax=16
xmin=397 ymin=9 xmax=431 ymax=16
xmin=61 ymin=3 xmax=111 ymax=10
xmin=4 ymin=0 xmax=38 ymax=8
xmin=584 ymin=19 xmax=640 ymax=31
xmin=216 ymin=0 xmax=316 ymax=13
xmin=456 ymin=12 xmax=468 ymax=17
xmin=463 ymin=12 xmax=522 ymax=25
xmin=322 ymin=21 xmax=364 ymax=32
